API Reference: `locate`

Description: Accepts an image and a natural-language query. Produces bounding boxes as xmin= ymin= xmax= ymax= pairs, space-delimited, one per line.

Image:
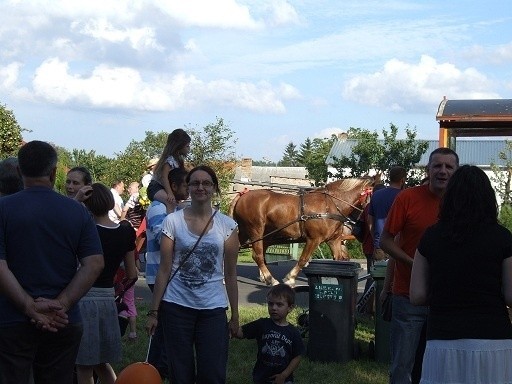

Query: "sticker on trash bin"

xmin=313 ymin=284 xmax=343 ymax=302
xmin=321 ymin=277 xmax=338 ymax=285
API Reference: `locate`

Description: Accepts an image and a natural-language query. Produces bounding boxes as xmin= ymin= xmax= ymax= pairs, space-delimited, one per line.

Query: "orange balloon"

xmin=115 ymin=362 xmax=162 ymax=384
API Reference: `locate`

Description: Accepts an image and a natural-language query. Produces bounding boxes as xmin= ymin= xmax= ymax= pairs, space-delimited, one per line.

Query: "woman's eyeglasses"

xmin=188 ymin=180 xmax=214 ymax=188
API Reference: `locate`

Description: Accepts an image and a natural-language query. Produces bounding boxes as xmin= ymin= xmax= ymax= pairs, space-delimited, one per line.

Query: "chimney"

xmin=240 ymin=158 xmax=252 ymax=181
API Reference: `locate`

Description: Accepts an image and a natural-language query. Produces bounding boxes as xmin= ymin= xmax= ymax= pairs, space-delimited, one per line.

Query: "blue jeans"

xmin=0 ymin=322 xmax=82 ymax=384
xmin=389 ymin=295 xmax=428 ymax=384
xmin=161 ymin=301 xmax=229 ymax=384
xmin=147 ymin=285 xmax=168 ymax=380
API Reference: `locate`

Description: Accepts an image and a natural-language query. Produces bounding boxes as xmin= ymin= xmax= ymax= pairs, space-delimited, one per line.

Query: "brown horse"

xmin=229 ymin=178 xmax=374 ymax=286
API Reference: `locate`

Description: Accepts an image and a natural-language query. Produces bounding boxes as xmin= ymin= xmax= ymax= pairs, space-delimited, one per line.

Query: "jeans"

xmin=161 ymin=301 xmax=229 ymax=384
xmin=389 ymin=295 xmax=428 ymax=384
xmin=0 ymin=322 xmax=83 ymax=384
xmin=147 ymin=285 xmax=168 ymax=380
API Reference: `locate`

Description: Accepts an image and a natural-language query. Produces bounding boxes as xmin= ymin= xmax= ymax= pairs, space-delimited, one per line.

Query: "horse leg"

xmin=252 ymin=242 xmax=279 ymax=286
xmin=283 ymin=239 xmax=321 ymax=287
xmin=328 ymin=239 xmax=350 ymax=261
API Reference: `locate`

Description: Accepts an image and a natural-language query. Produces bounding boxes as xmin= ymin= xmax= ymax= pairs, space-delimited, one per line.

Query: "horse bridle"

xmin=299 ymin=187 xmax=372 ymax=235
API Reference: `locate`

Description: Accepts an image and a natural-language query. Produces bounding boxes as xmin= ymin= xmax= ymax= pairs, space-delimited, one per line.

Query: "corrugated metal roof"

xmin=233 ymin=166 xmax=308 ymax=182
xmin=326 ymin=139 xmax=509 ymax=167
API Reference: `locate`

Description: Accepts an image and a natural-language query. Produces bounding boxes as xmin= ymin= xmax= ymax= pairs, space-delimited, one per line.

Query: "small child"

xmin=147 ymin=128 xmax=191 ymax=213
xmin=237 ymin=284 xmax=305 ymax=384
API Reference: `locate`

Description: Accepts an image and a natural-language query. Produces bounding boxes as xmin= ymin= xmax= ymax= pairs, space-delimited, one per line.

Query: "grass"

xmin=116 ymin=303 xmax=389 ymax=384
xmin=237 ymin=240 xmax=367 ymax=264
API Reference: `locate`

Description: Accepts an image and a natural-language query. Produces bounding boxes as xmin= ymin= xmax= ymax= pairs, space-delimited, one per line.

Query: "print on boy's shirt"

xmin=261 ymin=330 xmax=294 ymax=366
xmin=178 ymin=242 xmax=218 ymax=289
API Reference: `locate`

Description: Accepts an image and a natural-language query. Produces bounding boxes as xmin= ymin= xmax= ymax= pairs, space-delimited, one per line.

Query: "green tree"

xmin=110 ymin=131 xmax=168 ymax=189
xmin=0 ymin=104 xmax=24 ymax=159
xmin=303 ymin=136 xmax=337 ymax=186
xmin=279 ymin=142 xmax=299 ymax=166
xmin=330 ymin=124 xmax=429 ymax=184
xmin=297 ymin=138 xmax=313 ymax=166
xmin=187 ymin=117 xmax=238 ymax=210
xmin=54 ymin=146 xmax=73 ymax=193
xmin=252 ymin=159 xmax=276 ymax=166
xmin=69 ymin=149 xmax=113 ymax=184
xmin=490 ymin=141 xmax=512 ymax=231
xmin=490 ymin=140 xmax=512 ymax=206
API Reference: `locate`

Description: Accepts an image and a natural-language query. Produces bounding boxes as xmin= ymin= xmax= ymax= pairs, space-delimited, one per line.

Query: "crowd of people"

xmin=0 ymin=136 xmax=511 ymax=384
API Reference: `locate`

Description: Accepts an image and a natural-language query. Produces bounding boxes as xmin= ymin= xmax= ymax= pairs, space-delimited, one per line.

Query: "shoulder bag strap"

xmin=168 ymin=209 xmax=218 ymax=283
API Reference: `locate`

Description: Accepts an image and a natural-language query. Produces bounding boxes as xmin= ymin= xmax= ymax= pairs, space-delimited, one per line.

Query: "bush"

xmin=311 ymin=241 xmax=364 ymax=260
xmin=499 ymin=204 xmax=512 ymax=232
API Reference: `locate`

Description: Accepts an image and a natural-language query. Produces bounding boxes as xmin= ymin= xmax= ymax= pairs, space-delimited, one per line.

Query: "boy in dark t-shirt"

xmin=237 ymin=284 xmax=305 ymax=384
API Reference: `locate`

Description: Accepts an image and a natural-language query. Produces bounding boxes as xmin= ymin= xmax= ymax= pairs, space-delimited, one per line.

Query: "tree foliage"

xmin=303 ymin=136 xmax=337 ymax=186
xmin=110 ymin=131 xmax=168 ymax=189
xmin=330 ymin=124 xmax=429 ymax=184
xmin=297 ymin=138 xmax=313 ymax=166
xmin=490 ymin=141 xmax=512 ymax=232
xmin=51 ymin=118 xmax=237 ymax=205
xmin=187 ymin=117 xmax=238 ymax=210
xmin=279 ymin=142 xmax=299 ymax=166
xmin=0 ymin=104 xmax=24 ymax=159
xmin=490 ymin=140 xmax=512 ymax=207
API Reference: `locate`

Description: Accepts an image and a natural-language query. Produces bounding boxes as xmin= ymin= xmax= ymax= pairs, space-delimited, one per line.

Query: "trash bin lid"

xmin=303 ymin=259 xmax=362 ymax=278
xmin=370 ymin=260 xmax=388 ymax=278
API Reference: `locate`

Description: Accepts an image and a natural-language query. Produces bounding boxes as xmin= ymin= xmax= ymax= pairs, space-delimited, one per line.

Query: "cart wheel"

xmin=368 ymin=341 xmax=375 ymax=360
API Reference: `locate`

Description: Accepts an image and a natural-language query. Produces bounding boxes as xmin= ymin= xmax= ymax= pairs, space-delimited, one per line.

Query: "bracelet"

xmin=146 ymin=310 xmax=158 ymax=318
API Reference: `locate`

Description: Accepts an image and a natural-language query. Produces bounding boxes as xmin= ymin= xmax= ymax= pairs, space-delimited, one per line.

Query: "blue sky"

xmin=1 ymin=0 xmax=511 ymax=161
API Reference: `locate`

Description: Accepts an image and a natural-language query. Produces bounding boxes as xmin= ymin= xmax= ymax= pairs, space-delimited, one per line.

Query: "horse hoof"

xmin=259 ymin=275 xmax=278 ymax=286
xmin=283 ymin=277 xmax=296 ymax=288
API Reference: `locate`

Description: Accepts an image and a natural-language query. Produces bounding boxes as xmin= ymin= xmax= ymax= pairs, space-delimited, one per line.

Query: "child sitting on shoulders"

xmin=147 ymin=128 xmax=191 ymax=213
xmin=236 ymin=284 xmax=305 ymax=384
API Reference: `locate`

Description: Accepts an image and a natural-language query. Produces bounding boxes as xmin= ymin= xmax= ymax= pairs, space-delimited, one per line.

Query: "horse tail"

xmin=228 ymin=188 xmax=251 ymax=217
xmin=227 ymin=194 xmax=240 ymax=217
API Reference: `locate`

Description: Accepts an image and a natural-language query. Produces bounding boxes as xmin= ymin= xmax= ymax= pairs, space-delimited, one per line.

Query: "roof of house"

xmin=326 ymin=139 xmax=510 ymax=167
xmin=233 ymin=165 xmax=308 ymax=182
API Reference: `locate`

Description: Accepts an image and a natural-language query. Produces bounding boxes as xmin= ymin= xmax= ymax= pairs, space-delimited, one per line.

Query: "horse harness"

xmin=240 ymin=186 xmax=372 ymax=248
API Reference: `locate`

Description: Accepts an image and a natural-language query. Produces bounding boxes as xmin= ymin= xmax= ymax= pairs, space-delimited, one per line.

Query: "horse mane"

xmin=322 ymin=177 xmax=373 ymax=192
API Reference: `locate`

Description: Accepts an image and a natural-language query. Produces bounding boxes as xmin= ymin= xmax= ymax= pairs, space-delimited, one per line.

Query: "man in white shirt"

xmin=141 ymin=158 xmax=158 ymax=188
xmin=108 ymin=180 xmax=125 ymax=223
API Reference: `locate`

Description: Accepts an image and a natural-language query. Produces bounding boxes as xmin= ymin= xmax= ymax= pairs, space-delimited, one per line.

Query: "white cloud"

xmin=342 ymin=55 xmax=500 ymax=112
xmin=464 ymin=42 xmax=512 ymax=65
xmin=10 ymin=0 xmax=141 ymax=20
xmin=0 ymin=63 xmax=21 ymax=89
xmin=314 ymin=127 xmax=345 ymax=139
xmin=155 ymin=0 xmax=261 ymax=29
xmin=73 ymin=19 xmax=164 ymax=52
xmin=30 ymin=58 xmax=299 ymax=113
xmin=265 ymin=0 xmax=301 ymax=26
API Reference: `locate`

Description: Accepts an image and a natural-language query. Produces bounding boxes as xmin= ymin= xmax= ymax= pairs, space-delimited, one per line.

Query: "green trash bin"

xmin=302 ymin=259 xmax=361 ymax=363
xmin=370 ymin=260 xmax=391 ymax=364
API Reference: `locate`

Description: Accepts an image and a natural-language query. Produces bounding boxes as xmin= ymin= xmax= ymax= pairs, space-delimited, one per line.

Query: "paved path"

xmin=135 ymin=259 xmax=370 ymax=307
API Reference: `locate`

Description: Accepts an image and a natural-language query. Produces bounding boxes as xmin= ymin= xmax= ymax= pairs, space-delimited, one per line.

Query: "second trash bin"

xmin=302 ymin=259 xmax=361 ymax=363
